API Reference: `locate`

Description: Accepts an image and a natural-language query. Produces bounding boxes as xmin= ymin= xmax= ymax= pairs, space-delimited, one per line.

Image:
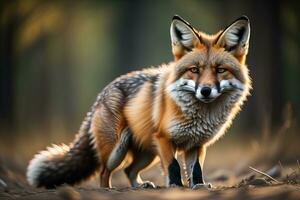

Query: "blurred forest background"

xmin=0 ymin=0 xmax=299 ymax=171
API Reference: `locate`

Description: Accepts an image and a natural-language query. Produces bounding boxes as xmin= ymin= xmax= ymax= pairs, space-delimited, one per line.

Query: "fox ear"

xmin=216 ymin=16 xmax=250 ymax=57
xmin=170 ymin=15 xmax=200 ymax=60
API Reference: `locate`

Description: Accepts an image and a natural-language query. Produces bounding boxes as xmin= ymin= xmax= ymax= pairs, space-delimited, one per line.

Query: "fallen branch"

xmin=249 ymin=166 xmax=281 ymax=183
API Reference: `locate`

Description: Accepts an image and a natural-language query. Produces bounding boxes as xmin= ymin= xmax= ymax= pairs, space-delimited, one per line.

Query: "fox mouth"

xmin=198 ymin=97 xmax=215 ymax=103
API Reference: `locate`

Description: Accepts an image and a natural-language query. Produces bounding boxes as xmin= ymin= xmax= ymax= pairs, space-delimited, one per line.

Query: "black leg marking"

xmin=192 ymin=160 xmax=204 ymax=185
xmin=168 ymin=158 xmax=183 ymax=186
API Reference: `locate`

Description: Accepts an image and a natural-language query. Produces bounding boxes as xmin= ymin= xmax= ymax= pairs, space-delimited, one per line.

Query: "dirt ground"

xmin=1 ymin=184 xmax=299 ymax=200
xmin=1 ymin=129 xmax=300 ymax=200
xmin=1 ymin=167 xmax=300 ymax=200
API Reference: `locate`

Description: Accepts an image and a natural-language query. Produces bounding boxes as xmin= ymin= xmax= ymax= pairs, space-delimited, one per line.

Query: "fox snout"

xmin=196 ymin=85 xmax=221 ymax=103
xmin=174 ymin=77 xmax=245 ymax=103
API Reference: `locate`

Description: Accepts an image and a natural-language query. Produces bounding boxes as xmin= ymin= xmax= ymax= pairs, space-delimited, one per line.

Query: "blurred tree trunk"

xmin=60 ymin=3 xmax=76 ymax=129
xmin=250 ymin=0 xmax=285 ymax=132
xmin=269 ymin=0 xmax=285 ymax=128
xmin=0 ymin=1 xmax=61 ymax=133
xmin=113 ymin=1 xmax=145 ymax=73
xmin=0 ymin=1 xmax=17 ymax=132
xmin=222 ymin=0 xmax=285 ymax=133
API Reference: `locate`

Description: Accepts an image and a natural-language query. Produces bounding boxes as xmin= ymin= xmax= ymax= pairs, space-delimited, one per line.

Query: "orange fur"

xmin=91 ymin=107 xmax=117 ymax=164
xmin=124 ymin=82 xmax=156 ymax=149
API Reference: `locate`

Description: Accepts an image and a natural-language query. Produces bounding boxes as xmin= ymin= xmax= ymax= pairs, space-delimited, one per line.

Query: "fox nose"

xmin=201 ymin=87 xmax=211 ymax=97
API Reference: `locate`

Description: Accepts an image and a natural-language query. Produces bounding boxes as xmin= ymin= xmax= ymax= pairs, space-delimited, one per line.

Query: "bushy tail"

xmin=27 ymin=116 xmax=100 ymax=188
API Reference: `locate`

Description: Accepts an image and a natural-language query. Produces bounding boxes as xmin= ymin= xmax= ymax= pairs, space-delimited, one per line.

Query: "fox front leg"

xmin=184 ymin=146 xmax=211 ymax=189
xmin=155 ymin=134 xmax=183 ymax=187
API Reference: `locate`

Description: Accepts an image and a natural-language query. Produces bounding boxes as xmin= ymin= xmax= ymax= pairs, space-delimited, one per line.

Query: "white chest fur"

xmin=167 ymin=91 xmax=242 ymax=150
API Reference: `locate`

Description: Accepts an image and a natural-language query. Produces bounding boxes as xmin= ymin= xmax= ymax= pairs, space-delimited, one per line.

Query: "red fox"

xmin=27 ymin=15 xmax=251 ymax=189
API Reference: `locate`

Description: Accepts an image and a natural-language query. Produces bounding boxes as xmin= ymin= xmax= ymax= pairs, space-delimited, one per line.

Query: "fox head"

xmin=168 ymin=15 xmax=251 ymax=104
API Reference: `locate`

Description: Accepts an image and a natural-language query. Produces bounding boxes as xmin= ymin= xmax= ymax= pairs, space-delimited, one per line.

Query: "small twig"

xmin=297 ymin=160 xmax=300 ymax=172
xmin=278 ymin=161 xmax=285 ymax=177
xmin=249 ymin=166 xmax=280 ymax=183
xmin=278 ymin=160 xmax=283 ymax=171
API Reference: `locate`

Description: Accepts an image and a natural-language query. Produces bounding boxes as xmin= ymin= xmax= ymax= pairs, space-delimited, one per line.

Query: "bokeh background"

xmin=0 ymin=0 xmax=299 ymax=187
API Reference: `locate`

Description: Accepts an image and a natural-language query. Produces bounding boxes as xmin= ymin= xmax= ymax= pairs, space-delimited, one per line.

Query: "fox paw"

xmin=138 ymin=181 xmax=156 ymax=189
xmin=192 ymin=183 xmax=212 ymax=190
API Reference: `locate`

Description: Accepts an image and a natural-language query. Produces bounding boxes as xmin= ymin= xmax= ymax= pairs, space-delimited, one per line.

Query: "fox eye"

xmin=189 ymin=67 xmax=199 ymax=73
xmin=216 ymin=67 xmax=227 ymax=73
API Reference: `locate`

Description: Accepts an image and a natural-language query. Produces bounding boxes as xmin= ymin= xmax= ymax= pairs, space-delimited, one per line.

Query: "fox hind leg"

xmin=125 ymin=148 xmax=156 ymax=188
xmin=106 ymin=127 xmax=132 ymax=171
xmin=99 ymin=166 xmax=111 ymax=187
xmin=107 ymin=126 xmax=156 ymax=188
